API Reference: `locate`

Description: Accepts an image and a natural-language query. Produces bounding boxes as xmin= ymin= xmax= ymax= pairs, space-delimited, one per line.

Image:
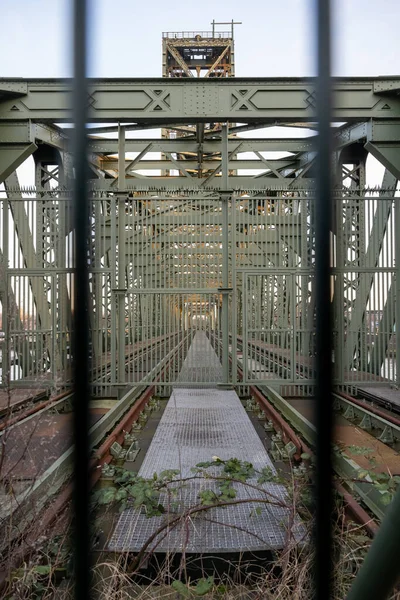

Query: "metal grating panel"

xmin=176 ymin=332 xmax=224 ymax=384
xmin=109 ymin=480 xmax=305 ymax=553
xmin=109 ymin=339 xmax=305 ymax=553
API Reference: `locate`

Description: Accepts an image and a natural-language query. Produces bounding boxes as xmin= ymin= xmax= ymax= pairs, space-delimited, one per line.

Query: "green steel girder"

xmin=367 ymin=119 xmax=400 ymax=143
xmin=0 ymin=142 xmax=37 ymax=184
xmin=364 ymin=141 xmax=400 ymax=180
xmin=335 ymin=122 xmax=368 ymax=149
xmin=373 ymin=80 xmax=400 ymax=95
xmin=343 ymin=170 xmax=397 ymax=370
xmin=115 ymin=213 xmax=303 ymax=226
xmin=4 ymin=173 xmax=52 ymax=332
xmin=0 ymin=121 xmax=104 ymax=179
xmin=122 ymin=228 xmax=302 ymax=243
xmin=100 ymin=158 xmax=298 ymax=172
xmin=89 ymin=138 xmax=316 ymax=154
xmin=0 ymin=77 xmax=400 ymax=122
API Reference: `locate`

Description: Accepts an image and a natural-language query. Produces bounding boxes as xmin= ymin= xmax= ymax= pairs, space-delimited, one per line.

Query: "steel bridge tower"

xmin=161 ymin=22 xmax=238 ymax=179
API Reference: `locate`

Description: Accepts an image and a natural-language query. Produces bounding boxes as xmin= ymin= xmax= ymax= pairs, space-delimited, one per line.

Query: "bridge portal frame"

xmin=0 ymin=75 xmax=399 ymax=395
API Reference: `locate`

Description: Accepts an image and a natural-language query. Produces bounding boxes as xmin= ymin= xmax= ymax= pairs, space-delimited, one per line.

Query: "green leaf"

xmin=172 ymin=580 xmax=191 ymax=597
xmin=199 ymin=489 xmax=218 ymax=506
xmin=98 ymin=487 xmax=117 ymax=505
xmin=301 ymin=453 xmax=311 ymax=460
xmin=114 ymin=470 xmax=137 ymax=484
xmin=376 ymin=483 xmax=389 ymax=492
xmin=257 ymin=466 xmax=276 ymax=484
xmin=216 ymin=584 xmax=227 ymax=595
xmin=160 ymin=469 xmax=180 ymax=480
xmin=381 ymin=493 xmax=393 ymax=506
xmin=115 ymin=488 xmax=128 ymax=501
xmin=194 ymin=576 xmax=214 ymax=596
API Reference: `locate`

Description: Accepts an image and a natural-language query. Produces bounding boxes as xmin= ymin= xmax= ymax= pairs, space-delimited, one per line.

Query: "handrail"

xmin=162 ymin=31 xmax=231 ymax=39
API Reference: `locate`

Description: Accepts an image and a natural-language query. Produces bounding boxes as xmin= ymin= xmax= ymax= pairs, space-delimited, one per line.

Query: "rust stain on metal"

xmin=0 ymin=389 xmax=48 ymax=413
xmin=1 ymin=410 xmax=105 ymax=480
xmin=335 ymin=415 xmax=400 ymax=475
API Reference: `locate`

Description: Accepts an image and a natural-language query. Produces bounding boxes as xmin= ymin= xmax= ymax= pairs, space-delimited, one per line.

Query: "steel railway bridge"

xmin=0 ymin=29 xmax=399 ymax=403
xmin=2 ymin=29 xmax=400 ymax=597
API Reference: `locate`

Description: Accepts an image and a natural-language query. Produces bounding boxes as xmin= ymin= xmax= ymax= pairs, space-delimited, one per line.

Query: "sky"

xmin=1 ymin=0 xmax=399 ymax=78
xmin=1 ymin=0 xmax=399 ymax=186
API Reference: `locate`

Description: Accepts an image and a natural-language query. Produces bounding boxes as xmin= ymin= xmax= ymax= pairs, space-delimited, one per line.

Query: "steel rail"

xmin=0 ymin=336 xmax=186 ymax=593
xmin=338 ymin=391 xmax=400 ymax=426
xmin=333 ymin=392 xmax=400 ymax=447
xmin=234 ymin=341 xmax=400 ymax=448
xmin=0 ymin=389 xmax=49 ymax=419
xmin=0 ymin=337 xmax=188 ymax=549
xmin=208 ymin=332 xmax=379 ymax=537
xmin=0 ymin=390 xmax=72 ymax=433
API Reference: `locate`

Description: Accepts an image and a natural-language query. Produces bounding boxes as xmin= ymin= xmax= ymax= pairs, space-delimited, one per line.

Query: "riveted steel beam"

xmin=364 ymin=141 xmax=400 ymax=180
xmin=100 ymin=158 xmax=298 ymax=172
xmin=1 ymin=77 xmax=399 ymax=122
xmin=343 ymin=170 xmax=397 ymax=369
xmin=89 ymin=137 xmax=316 ymax=154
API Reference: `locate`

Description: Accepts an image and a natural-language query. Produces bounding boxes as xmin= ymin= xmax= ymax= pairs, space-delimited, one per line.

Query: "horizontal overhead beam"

xmin=89 ymin=137 xmax=315 ymax=154
xmin=0 ymin=77 xmax=399 ymax=122
xmin=100 ymin=158 xmax=298 ymax=171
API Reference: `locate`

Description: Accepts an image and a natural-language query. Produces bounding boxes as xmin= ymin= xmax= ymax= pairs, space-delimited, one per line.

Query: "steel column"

xmin=396 ymin=196 xmax=400 ymax=386
xmin=221 ymin=124 xmax=230 ymax=385
xmin=117 ymin=124 xmax=126 ymax=384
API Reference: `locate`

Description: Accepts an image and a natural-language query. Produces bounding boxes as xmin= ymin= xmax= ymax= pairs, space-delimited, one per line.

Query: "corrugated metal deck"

xmin=108 ymin=334 xmax=305 ymax=554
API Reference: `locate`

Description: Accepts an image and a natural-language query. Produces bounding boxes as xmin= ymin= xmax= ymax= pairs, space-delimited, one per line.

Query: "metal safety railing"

xmin=69 ymin=3 xmax=400 ymax=600
xmin=162 ymin=31 xmax=232 ymax=39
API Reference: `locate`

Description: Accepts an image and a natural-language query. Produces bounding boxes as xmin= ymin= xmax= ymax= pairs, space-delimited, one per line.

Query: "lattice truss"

xmin=161 ymin=30 xmax=235 ymax=180
xmin=0 ymin=37 xmax=399 ymax=392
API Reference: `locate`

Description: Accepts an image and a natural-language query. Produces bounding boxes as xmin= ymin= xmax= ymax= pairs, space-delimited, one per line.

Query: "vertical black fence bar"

xmin=72 ymin=0 xmax=91 ymax=598
xmin=314 ymin=0 xmax=334 ymax=598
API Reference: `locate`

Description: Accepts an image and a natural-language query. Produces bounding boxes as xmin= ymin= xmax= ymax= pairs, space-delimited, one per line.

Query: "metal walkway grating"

xmin=108 ymin=384 xmax=305 ymax=553
xmin=175 ymin=332 xmax=224 ymax=384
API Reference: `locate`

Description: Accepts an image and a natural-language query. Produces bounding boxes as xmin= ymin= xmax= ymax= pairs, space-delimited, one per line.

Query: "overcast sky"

xmin=1 ymin=0 xmax=399 ymax=78
xmin=1 ymin=0 xmax=398 ymax=187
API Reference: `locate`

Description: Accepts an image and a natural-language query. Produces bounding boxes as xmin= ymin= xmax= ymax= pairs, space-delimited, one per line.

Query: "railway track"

xmin=0 ymin=332 xmax=192 ymax=588
xmin=0 ymin=331 xmax=191 ymax=432
xmin=2 ymin=331 xmax=393 ymax=596
xmin=2 ymin=330 xmax=397 ymax=591
xmin=209 ymin=332 xmax=399 ymax=528
xmin=233 ymin=334 xmax=400 ymax=454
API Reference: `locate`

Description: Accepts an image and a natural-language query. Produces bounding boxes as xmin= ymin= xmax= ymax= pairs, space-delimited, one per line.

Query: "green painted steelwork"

xmin=1 ymin=77 xmax=400 ymax=122
xmin=0 ymin=70 xmax=399 ymax=394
